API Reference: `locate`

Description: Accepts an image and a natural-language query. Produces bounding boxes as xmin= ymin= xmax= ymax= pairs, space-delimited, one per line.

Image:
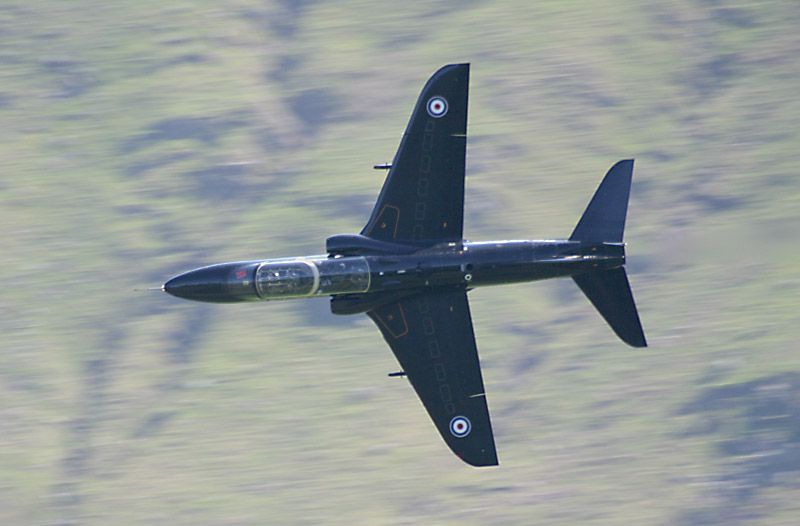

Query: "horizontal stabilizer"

xmin=570 ymin=159 xmax=634 ymax=243
xmin=572 ymin=267 xmax=647 ymax=348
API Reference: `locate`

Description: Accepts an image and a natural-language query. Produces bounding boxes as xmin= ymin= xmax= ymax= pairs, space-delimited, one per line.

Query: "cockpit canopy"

xmin=255 ymin=256 xmax=370 ymax=299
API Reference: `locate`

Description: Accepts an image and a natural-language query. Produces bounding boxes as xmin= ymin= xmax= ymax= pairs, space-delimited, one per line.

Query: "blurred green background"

xmin=2 ymin=1 xmax=799 ymax=524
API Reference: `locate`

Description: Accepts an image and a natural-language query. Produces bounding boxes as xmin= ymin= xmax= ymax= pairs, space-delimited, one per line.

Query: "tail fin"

xmin=570 ymin=159 xmax=646 ymax=347
xmin=570 ymin=159 xmax=633 ymax=243
xmin=572 ymin=268 xmax=647 ymax=347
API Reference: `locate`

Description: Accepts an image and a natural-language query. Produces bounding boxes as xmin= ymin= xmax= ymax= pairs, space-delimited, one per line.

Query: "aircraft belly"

xmin=164 ymin=63 xmax=648 ymax=465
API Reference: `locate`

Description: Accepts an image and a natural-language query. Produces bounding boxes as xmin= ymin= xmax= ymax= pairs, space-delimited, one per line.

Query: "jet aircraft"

xmin=163 ymin=63 xmax=646 ymax=467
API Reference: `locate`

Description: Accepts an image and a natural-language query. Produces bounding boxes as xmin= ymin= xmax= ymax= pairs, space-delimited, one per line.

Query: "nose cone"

xmin=163 ymin=262 xmax=260 ymax=303
xmin=163 ymin=266 xmax=228 ymax=302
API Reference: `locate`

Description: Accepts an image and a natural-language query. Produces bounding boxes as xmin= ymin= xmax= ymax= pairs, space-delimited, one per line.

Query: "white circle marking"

xmin=427 ymin=96 xmax=448 ymax=118
xmin=449 ymin=416 xmax=471 ymax=438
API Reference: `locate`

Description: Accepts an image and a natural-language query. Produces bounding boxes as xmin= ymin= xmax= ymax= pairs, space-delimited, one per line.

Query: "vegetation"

xmin=1 ymin=1 xmax=799 ymax=524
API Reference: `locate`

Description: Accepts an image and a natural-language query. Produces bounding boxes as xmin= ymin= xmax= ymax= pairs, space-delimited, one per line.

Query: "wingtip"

xmin=436 ymin=63 xmax=470 ymax=74
xmin=461 ymin=455 xmax=499 ymax=468
xmin=622 ymin=328 xmax=647 ymax=348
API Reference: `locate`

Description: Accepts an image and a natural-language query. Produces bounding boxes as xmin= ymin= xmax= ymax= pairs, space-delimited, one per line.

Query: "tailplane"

xmin=570 ymin=159 xmax=633 ymax=244
xmin=572 ymin=268 xmax=647 ymax=347
xmin=570 ymin=160 xmax=646 ymax=348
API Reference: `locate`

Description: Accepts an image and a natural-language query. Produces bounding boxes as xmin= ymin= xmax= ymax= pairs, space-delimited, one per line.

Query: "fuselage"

xmin=163 ymin=239 xmax=626 ymax=311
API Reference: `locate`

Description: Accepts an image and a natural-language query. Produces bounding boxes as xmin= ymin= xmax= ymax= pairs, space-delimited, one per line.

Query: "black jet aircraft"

xmin=163 ymin=63 xmax=646 ymax=467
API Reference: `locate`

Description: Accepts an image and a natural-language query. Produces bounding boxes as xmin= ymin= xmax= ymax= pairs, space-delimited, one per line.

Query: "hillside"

xmin=1 ymin=1 xmax=799 ymax=524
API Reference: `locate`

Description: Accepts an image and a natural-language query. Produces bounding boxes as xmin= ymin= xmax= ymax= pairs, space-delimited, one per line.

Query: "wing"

xmin=361 ymin=63 xmax=469 ymax=244
xmin=367 ymin=289 xmax=498 ymax=466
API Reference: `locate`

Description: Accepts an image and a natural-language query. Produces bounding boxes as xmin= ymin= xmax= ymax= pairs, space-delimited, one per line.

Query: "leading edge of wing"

xmin=367 ymin=289 xmax=498 ymax=467
xmin=361 ymin=64 xmax=469 ymax=245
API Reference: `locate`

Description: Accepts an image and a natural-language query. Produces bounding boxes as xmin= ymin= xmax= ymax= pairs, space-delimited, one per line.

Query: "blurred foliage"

xmin=1 ymin=0 xmax=799 ymax=524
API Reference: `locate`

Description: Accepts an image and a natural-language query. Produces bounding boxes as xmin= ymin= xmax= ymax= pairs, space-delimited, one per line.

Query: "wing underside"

xmin=367 ymin=289 xmax=498 ymax=466
xmin=361 ymin=63 xmax=469 ymax=244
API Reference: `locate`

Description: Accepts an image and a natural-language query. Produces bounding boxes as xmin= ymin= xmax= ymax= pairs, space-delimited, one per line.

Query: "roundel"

xmin=427 ymin=96 xmax=448 ymax=118
xmin=449 ymin=416 xmax=471 ymax=438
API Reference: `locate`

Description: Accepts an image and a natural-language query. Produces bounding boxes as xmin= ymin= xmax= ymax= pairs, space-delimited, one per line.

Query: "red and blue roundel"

xmin=449 ymin=416 xmax=471 ymax=438
xmin=427 ymin=96 xmax=448 ymax=118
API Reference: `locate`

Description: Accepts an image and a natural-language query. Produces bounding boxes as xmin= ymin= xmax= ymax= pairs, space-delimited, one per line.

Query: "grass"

xmin=2 ymin=0 xmax=800 ymax=524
